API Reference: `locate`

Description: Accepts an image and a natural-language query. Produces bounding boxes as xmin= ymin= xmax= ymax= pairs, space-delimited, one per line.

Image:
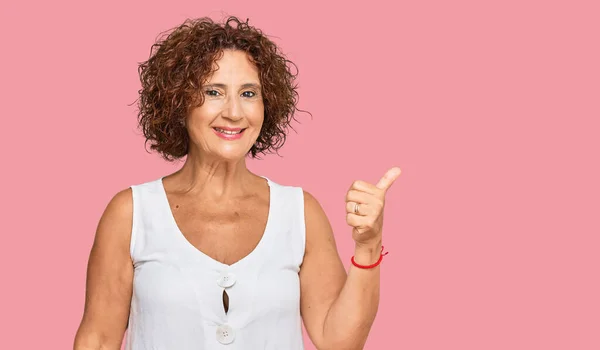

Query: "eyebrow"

xmin=205 ymin=83 xmax=261 ymax=89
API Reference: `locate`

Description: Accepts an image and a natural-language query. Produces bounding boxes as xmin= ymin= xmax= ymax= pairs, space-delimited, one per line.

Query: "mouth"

xmin=212 ymin=127 xmax=247 ymax=140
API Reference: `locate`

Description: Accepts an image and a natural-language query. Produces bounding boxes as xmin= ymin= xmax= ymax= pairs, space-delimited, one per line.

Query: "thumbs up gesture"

xmin=345 ymin=167 xmax=401 ymax=246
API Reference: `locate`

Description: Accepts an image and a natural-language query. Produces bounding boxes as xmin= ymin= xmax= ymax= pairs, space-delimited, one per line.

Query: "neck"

xmin=170 ymin=150 xmax=254 ymax=201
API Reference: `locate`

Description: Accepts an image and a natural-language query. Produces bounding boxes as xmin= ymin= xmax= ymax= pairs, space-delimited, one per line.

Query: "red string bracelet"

xmin=351 ymin=245 xmax=389 ymax=269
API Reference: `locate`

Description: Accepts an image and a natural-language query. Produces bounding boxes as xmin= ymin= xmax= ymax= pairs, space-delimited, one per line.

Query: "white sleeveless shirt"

xmin=126 ymin=176 xmax=306 ymax=349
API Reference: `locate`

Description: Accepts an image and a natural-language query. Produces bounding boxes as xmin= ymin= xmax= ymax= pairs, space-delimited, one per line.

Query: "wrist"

xmin=353 ymin=240 xmax=383 ymax=266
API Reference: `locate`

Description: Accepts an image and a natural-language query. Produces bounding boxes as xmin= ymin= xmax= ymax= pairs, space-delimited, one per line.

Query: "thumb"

xmin=376 ymin=167 xmax=402 ymax=191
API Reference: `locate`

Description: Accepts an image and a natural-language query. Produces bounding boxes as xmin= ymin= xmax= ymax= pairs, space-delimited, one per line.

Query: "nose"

xmin=222 ymin=95 xmax=243 ymax=121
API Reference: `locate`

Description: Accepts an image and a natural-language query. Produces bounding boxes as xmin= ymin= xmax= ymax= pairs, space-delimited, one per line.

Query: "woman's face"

xmin=186 ymin=49 xmax=264 ymax=161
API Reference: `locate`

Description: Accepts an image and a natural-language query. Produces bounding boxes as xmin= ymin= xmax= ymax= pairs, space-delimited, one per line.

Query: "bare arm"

xmin=300 ymin=191 xmax=383 ymax=350
xmin=73 ymin=188 xmax=135 ymax=350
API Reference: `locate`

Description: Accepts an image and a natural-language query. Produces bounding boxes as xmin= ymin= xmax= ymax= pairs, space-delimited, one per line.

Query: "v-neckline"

xmin=158 ymin=175 xmax=274 ymax=270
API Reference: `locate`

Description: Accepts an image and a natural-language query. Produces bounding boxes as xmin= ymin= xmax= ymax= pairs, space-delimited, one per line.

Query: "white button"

xmin=216 ymin=324 xmax=235 ymax=344
xmin=217 ymin=271 xmax=236 ymax=288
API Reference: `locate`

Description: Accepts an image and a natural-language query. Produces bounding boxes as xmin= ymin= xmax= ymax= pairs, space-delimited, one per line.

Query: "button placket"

xmin=216 ymin=269 xmax=237 ymax=343
xmin=218 ymin=269 xmax=236 ymax=318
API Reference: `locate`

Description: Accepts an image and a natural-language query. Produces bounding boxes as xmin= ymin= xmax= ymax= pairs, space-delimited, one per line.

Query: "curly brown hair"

xmin=135 ymin=16 xmax=305 ymax=161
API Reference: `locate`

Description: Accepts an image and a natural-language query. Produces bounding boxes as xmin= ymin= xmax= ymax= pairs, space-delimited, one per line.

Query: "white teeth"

xmin=215 ymin=128 xmax=242 ymax=135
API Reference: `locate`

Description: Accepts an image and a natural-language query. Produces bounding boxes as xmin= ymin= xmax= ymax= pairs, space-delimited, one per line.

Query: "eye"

xmin=205 ymin=89 xmax=220 ymax=96
xmin=242 ymin=91 xmax=256 ymax=98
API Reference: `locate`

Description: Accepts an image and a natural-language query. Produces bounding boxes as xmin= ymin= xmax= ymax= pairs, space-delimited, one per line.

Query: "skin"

xmin=73 ymin=49 xmax=401 ymax=350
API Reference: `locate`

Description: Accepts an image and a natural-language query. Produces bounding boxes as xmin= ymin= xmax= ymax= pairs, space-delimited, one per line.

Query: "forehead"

xmin=207 ymin=49 xmax=260 ymax=82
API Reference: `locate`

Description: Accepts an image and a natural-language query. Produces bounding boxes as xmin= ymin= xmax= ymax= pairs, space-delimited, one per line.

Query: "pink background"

xmin=1 ymin=0 xmax=599 ymax=349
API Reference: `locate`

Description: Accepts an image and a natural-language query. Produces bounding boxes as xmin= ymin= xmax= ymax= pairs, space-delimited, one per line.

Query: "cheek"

xmin=253 ymin=114 xmax=264 ymax=128
xmin=192 ymin=103 xmax=221 ymax=119
xmin=187 ymin=108 xmax=208 ymax=126
xmin=185 ymin=110 xmax=210 ymax=140
xmin=248 ymin=104 xmax=265 ymax=126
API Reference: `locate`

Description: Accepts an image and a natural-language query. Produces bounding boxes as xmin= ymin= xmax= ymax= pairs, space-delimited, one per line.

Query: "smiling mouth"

xmin=212 ymin=127 xmax=247 ymax=140
xmin=213 ymin=127 xmax=245 ymax=135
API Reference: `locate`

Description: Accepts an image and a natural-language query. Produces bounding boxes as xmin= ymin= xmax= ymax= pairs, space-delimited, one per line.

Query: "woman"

xmin=74 ymin=16 xmax=401 ymax=350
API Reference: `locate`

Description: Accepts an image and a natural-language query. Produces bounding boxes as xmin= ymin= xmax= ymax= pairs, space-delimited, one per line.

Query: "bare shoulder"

xmin=94 ymin=187 xmax=133 ymax=253
xmin=302 ymin=190 xmax=327 ymax=225
xmin=300 ymin=188 xmax=343 ymax=261
xmin=97 ymin=188 xmax=134 ymax=238
xmin=89 ymin=186 xmax=136 ymax=266
xmin=103 ymin=188 xmax=133 ymax=222
xmin=91 ymin=187 xmax=135 ymax=263
xmin=302 ymin=189 xmax=338 ymax=248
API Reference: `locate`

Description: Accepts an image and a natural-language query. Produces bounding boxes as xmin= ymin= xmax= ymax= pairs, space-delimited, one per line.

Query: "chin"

xmin=214 ymin=147 xmax=250 ymax=161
